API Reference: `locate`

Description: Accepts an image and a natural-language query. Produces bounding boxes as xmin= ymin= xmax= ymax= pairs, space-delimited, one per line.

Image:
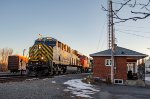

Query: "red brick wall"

xmin=115 ymin=57 xmax=127 ymax=80
xmin=93 ymin=56 xmax=127 ymax=81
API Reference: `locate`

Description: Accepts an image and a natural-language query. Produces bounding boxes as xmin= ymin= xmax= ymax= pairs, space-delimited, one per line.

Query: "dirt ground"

xmin=0 ymin=74 xmax=150 ymax=99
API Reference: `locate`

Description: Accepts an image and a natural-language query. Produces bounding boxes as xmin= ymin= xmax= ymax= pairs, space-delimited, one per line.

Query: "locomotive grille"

xmin=29 ymin=43 xmax=53 ymax=61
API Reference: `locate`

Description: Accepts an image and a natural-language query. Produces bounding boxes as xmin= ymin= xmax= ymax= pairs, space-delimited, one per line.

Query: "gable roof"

xmin=90 ymin=46 xmax=148 ymax=58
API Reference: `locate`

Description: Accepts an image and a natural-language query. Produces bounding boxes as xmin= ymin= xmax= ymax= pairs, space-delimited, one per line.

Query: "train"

xmin=8 ymin=55 xmax=28 ymax=73
xmin=27 ymin=37 xmax=91 ymax=76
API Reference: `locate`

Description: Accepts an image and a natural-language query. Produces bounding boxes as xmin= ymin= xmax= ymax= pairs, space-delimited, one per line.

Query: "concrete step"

xmin=125 ymin=80 xmax=145 ymax=87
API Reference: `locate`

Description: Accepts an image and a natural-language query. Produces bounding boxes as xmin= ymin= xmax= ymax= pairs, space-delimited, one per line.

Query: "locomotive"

xmin=27 ymin=37 xmax=91 ymax=76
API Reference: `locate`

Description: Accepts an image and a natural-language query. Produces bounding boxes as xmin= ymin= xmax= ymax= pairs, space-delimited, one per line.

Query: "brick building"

xmin=90 ymin=46 xmax=148 ymax=84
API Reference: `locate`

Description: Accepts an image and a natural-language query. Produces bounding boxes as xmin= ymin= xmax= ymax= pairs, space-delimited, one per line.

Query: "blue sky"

xmin=0 ymin=0 xmax=150 ymax=56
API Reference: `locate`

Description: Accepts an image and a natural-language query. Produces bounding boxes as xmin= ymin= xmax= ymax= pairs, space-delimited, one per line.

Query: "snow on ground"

xmin=145 ymin=74 xmax=150 ymax=86
xmin=52 ymin=81 xmax=56 ymax=83
xmin=145 ymin=74 xmax=150 ymax=81
xmin=54 ymin=75 xmax=66 ymax=78
xmin=145 ymin=77 xmax=150 ymax=81
xmin=64 ymin=79 xmax=99 ymax=98
xmin=25 ymin=78 xmax=39 ymax=81
xmin=42 ymin=78 xmax=49 ymax=81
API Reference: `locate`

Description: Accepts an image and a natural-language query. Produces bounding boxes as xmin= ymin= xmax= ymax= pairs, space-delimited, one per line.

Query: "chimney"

xmin=114 ymin=44 xmax=117 ymax=51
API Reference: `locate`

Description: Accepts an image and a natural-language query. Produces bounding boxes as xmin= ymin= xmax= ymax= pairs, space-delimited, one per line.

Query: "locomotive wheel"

xmin=55 ymin=70 xmax=59 ymax=75
xmin=48 ymin=69 xmax=53 ymax=76
xmin=63 ymin=67 xmax=67 ymax=73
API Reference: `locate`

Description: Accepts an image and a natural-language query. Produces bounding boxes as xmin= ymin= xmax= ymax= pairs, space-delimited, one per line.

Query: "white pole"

xmin=109 ymin=0 xmax=115 ymax=84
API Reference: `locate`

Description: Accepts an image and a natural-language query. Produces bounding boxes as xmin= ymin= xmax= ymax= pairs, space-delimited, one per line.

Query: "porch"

xmin=126 ymin=57 xmax=145 ymax=81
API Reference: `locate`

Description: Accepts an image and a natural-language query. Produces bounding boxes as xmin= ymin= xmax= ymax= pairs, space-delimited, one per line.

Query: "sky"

xmin=0 ymin=0 xmax=150 ymax=57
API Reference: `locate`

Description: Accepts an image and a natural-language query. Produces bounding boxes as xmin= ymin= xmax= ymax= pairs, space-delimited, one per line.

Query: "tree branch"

xmin=140 ymin=0 xmax=150 ymax=9
xmin=115 ymin=0 xmax=132 ymax=12
xmin=102 ymin=0 xmax=150 ymax=24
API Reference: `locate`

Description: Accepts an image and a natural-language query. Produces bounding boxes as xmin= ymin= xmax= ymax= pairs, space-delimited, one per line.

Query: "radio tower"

xmin=107 ymin=0 xmax=115 ymax=84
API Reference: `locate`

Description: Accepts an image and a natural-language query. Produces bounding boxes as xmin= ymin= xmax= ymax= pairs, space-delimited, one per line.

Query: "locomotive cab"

xmin=35 ymin=37 xmax=57 ymax=47
xmin=27 ymin=38 xmax=54 ymax=76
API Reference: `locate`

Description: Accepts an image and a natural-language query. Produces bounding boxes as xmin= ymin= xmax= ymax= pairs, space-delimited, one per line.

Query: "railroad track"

xmin=0 ymin=74 xmax=26 ymax=77
xmin=0 ymin=74 xmax=53 ymax=83
xmin=0 ymin=76 xmax=30 ymax=83
xmin=0 ymin=72 xmax=85 ymax=83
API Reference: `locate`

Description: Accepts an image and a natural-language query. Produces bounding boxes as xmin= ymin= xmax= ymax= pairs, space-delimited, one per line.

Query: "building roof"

xmin=90 ymin=46 xmax=148 ymax=58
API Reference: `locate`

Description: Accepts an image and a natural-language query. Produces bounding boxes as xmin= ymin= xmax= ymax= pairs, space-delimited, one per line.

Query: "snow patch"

xmin=64 ymin=79 xmax=99 ymax=98
xmin=25 ymin=78 xmax=39 ymax=81
xmin=145 ymin=77 xmax=150 ymax=81
xmin=145 ymin=74 xmax=150 ymax=81
xmin=52 ymin=81 xmax=56 ymax=83
xmin=42 ymin=78 xmax=49 ymax=81
xmin=55 ymin=75 xmax=66 ymax=78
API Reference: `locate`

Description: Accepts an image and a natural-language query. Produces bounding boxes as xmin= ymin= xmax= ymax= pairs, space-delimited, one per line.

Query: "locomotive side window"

xmin=62 ymin=43 xmax=64 ymax=50
xmin=67 ymin=46 xmax=69 ymax=52
xmin=64 ymin=45 xmax=66 ymax=51
xmin=45 ymin=40 xmax=56 ymax=47
xmin=58 ymin=41 xmax=61 ymax=48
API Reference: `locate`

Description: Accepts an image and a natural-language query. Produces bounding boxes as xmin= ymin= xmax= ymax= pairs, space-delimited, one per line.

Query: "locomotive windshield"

xmin=34 ymin=41 xmax=44 ymax=44
xmin=34 ymin=37 xmax=56 ymax=47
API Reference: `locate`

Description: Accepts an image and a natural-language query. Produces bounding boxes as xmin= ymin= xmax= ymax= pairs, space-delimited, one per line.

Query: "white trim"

xmin=127 ymin=62 xmax=137 ymax=73
xmin=105 ymin=59 xmax=112 ymax=66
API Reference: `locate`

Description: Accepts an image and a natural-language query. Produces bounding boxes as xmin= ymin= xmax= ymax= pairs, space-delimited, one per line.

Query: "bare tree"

xmin=102 ymin=0 xmax=150 ymax=23
xmin=0 ymin=48 xmax=13 ymax=71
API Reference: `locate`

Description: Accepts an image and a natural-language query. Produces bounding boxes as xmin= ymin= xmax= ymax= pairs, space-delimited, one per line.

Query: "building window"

xmin=114 ymin=79 xmax=123 ymax=84
xmin=105 ymin=59 xmax=112 ymax=66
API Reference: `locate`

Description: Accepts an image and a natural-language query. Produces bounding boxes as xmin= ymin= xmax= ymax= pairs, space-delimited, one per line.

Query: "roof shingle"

xmin=90 ymin=46 xmax=148 ymax=57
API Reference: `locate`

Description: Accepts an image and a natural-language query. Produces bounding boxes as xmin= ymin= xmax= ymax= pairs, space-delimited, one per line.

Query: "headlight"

xmin=39 ymin=45 xmax=41 ymax=49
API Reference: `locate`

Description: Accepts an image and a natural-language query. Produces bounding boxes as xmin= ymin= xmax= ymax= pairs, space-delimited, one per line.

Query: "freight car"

xmin=8 ymin=55 xmax=28 ymax=73
xmin=27 ymin=37 xmax=91 ymax=76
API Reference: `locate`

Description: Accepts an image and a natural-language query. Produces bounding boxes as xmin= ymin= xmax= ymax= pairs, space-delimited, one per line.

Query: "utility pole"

xmin=23 ymin=49 xmax=26 ymax=56
xmin=108 ymin=0 xmax=115 ymax=84
xmin=107 ymin=0 xmax=111 ymax=49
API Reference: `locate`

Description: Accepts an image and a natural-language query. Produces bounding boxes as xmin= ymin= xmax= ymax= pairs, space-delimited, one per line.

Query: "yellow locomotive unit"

xmin=27 ymin=37 xmax=90 ymax=76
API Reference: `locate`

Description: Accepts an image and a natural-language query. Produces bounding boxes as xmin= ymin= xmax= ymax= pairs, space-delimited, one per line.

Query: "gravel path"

xmin=0 ymin=74 xmax=89 ymax=99
xmin=0 ymin=74 xmax=150 ymax=99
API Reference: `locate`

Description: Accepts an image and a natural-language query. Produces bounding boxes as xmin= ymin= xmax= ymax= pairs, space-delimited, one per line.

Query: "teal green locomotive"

xmin=27 ymin=37 xmax=91 ymax=76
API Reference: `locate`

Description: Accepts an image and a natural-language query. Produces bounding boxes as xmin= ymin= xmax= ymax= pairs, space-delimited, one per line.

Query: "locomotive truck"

xmin=27 ymin=37 xmax=91 ymax=76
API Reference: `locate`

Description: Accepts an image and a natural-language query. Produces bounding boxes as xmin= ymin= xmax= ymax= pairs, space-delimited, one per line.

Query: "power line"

xmin=115 ymin=24 xmax=150 ymax=29
xmin=112 ymin=1 xmax=150 ymax=7
xmin=96 ymin=20 xmax=106 ymax=51
xmin=116 ymin=30 xmax=150 ymax=38
xmin=116 ymin=29 xmax=150 ymax=34
xmin=99 ymin=33 xmax=107 ymax=51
